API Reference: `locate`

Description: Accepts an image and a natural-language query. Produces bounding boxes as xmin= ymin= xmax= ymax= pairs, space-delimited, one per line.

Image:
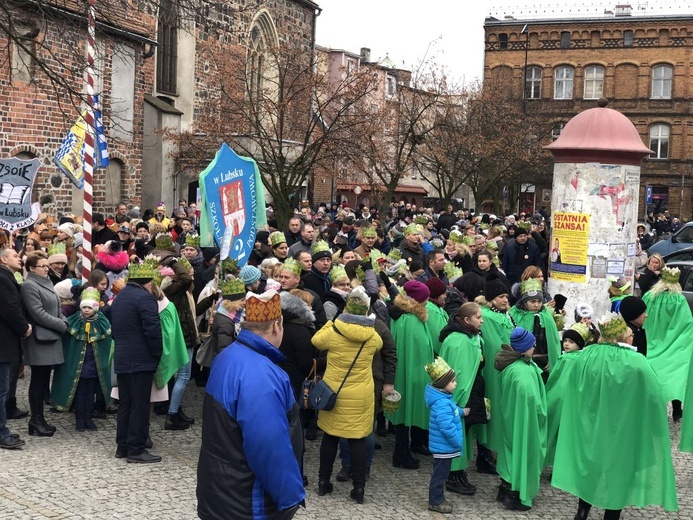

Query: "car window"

xmin=683 ymin=268 xmax=693 ymax=292
xmin=678 ymin=226 xmax=693 ymax=243
xmin=667 ymin=250 xmax=693 ymax=262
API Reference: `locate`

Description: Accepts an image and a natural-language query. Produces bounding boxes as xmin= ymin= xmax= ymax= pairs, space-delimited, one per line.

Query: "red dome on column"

xmin=544 ymin=98 xmax=652 ymax=165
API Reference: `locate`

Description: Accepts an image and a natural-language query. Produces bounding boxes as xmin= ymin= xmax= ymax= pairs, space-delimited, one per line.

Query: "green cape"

xmin=52 ymin=312 xmax=113 ymax=411
xmin=496 ymin=358 xmax=547 ymax=506
xmin=544 ymin=350 xmax=582 ymax=467
xmin=154 ymin=301 xmax=190 ymax=389
xmin=425 ymin=301 xmax=449 ymax=355
xmin=439 ymin=330 xmax=483 ymax=470
xmin=388 ymin=312 xmax=434 ymax=429
xmin=509 ymin=306 xmax=562 ymax=374
xmin=642 ymin=290 xmax=693 ymax=402
xmin=551 ymin=342 xmax=678 ymax=511
xmin=479 ymin=306 xmax=514 ymax=452
xmin=679 ymin=344 xmax=693 ymax=452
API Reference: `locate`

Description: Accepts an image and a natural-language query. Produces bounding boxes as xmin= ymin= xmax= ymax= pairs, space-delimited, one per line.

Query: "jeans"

xmin=339 ymin=433 xmax=375 ymax=469
xmin=116 ymin=371 xmax=154 ymax=456
xmin=429 ymin=457 xmax=452 ymax=506
xmin=168 ymin=348 xmax=193 ymax=414
xmin=0 ymin=363 xmax=10 ymax=439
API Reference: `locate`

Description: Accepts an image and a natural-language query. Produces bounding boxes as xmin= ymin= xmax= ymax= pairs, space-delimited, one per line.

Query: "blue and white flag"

xmin=93 ymin=94 xmax=109 ymax=169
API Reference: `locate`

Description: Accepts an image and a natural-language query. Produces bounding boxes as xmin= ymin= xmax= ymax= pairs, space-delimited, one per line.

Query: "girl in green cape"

xmin=52 ymin=287 xmax=112 ymax=431
xmin=552 ymin=313 xmax=678 ymax=519
xmin=424 ymin=277 xmax=450 ymax=355
xmin=494 ymin=327 xmax=547 ymax=511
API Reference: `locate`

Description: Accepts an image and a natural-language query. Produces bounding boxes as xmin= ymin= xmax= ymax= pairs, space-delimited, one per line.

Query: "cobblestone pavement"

xmin=1 ymin=375 xmax=692 ymax=519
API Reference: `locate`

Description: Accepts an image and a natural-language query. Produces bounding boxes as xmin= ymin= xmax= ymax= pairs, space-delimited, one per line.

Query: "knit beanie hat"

xmin=202 ymin=247 xmax=220 ymax=263
xmin=425 ymin=357 xmax=456 ymax=389
xmin=403 ymin=280 xmax=430 ymax=303
xmin=256 ymin=230 xmax=270 ymax=246
xmin=58 ymin=223 xmax=75 ymax=238
xmin=484 ymin=272 xmax=508 ymax=302
xmin=344 ymin=286 xmax=370 ymax=316
xmin=619 ymin=296 xmax=647 ymax=322
xmin=425 ymin=277 xmax=447 ymax=299
xmin=239 ymin=265 xmax=261 ymax=286
xmin=510 ymin=327 xmax=536 ymax=353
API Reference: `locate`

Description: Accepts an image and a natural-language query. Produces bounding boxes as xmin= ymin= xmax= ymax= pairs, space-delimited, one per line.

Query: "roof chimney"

xmin=614 ymin=4 xmax=632 ymax=16
xmin=360 ymin=47 xmax=371 ymax=63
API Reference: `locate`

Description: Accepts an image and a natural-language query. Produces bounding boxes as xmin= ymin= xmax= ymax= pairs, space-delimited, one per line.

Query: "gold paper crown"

xmin=661 ymin=266 xmax=680 ymax=284
xmin=360 ymin=225 xmax=377 ymax=238
xmin=425 ymin=356 xmax=453 ymax=382
xmin=311 ymin=240 xmax=331 ymax=255
xmin=184 ymin=234 xmax=200 ymax=248
xmin=269 ymin=231 xmax=286 ymax=247
xmin=281 ymin=257 xmax=302 ymax=276
xmin=245 ymin=290 xmax=281 ymax=322
xmin=47 ymin=242 xmax=66 ymax=256
xmin=598 ymin=312 xmax=629 ymax=342
xmin=520 ymin=278 xmax=544 ymax=297
xmin=403 ymin=223 xmax=417 ymax=236
xmin=220 ymin=277 xmax=245 ymax=296
xmin=461 ymin=235 xmax=475 ymax=246
xmin=155 ymin=233 xmax=173 ymax=250
xmin=330 ymin=264 xmax=348 ymax=282
xmin=449 ymin=230 xmax=464 ymax=244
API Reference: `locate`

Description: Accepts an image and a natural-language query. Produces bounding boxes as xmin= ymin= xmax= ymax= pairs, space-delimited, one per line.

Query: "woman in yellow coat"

xmin=312 ymin=286 xmax=383 ymax=505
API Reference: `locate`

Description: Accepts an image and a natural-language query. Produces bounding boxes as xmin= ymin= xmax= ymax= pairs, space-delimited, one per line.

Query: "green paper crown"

xmin=269 ymin=231 xmax=286 ymax=247
xmin=569 ymin=322 xmax=591 ymax=342
xmin=360 ymin=226 xmax=377 ymax=238
xmin=518 ymin=221 xmax=531 ymax=230
xmin=345 ymin=294 xmax=369 ymax=315
xmin=403 ymin=223 xmax=418 ymax=236
xmin=184 ymin=234 xmax=200 ymax=248
xmin=598 ymin=312 xmax=629 ymax=342
xmin=81 ymin=287 xmax=101 ymax=305
xmin=222 ymin=257 xmax=239 ymax=274
xmin=155 ymin=233 xmax=173 ymax=250
xmin=281 ymin=257 xmax=302 ymax=276
xmin=425 ymin=356 xmax=453 ymax=382
xmin=461 ymin=235 xmax=474 ymax=246
xmin=129 ymin=262 xmax=157 ymax=281
xmin=414 ymin=215 xmax=429 ymax=225
xmin=449 ymin=230 xmax=464 ymax=244
xmin=220 ymin=277 xmax=245 ymax=296
xmin=387 ymin=249 xmax=402 ymax=263
xmin=520 ymin=278 xmax=543 ymax=297
xmin=661 ymin=266 xmax=680 ymax=284
xmin=430 ymin=237 xmax=444 ymax=249
xmin=311 ymin=240 xmax=331 ymax=255
xmin=47 ymin=242 xmax=66 ymax=256
xmin=330 ymin=265 xmax=348 ymax=282
xmin=368 ymin=249 xmax=385 ymax=273
xmin=178 ymin=257 xmax=192 ymax=272
xmin=443 ymin=261 xmax=462 ymax=280
xmin=486 ymin=240 xmax=498 ymax=251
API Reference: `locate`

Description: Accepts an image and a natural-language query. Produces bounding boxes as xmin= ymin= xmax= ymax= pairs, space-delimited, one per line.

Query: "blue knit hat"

xmin=510 ymin=327 xmax=536 ymax=353
xmin=239 ymin=265 xmax=261 ymax=286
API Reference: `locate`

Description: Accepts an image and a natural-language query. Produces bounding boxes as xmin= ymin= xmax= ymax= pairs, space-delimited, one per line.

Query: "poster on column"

xmin=549 ymin=212 xmax=590 ymax=283
xmin=198 ymin=143 xmax=267 ymax=267
xmin=0 ymin=157 xmax=42 ymax=231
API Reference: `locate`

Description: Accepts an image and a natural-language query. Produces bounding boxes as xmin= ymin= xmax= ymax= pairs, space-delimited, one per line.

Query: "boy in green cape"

xmin=552 ymin=313 xmax=678 ymax=519
xmin=52 ymin=287 xmax=112 ymax=431
xmin=494 ymin=327 xmax=547 ymax=511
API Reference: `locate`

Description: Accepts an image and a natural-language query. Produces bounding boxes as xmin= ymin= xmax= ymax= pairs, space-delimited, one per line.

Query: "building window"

xmin=561 ymin=31 xmax=570 ymax=48
xmin=524 ymin=66 xmax=542 ymax=99
xmin=346 ymin=59 xmax=355 ymax=75
xmin=498 ymin=33 xmax=508 ymax=49
xmin=583 ymin=65 xmax=604 ymax=99
xmin=554 ymin=66 xmax=574 ymax=99
xmin=649 ymin=124 xmax=670 ymax=159
xmin=552 ymin=123 xmax=565 ymax=141
xmin=156 ymin=0 xmax=178 ymax=95
xmin=386 ymin=74 xmax=397 ymax=97
xmin=624 ymin=30 xmax=634 ymax=47
xmin=651 ymin=64 xmax=673 ymax=99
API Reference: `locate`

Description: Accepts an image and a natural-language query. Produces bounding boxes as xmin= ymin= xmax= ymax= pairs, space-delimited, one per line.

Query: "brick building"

xmin=0 ymin=0 xmax=157 ymax=216
xmin=484 ymin=6 xmax=693 ymax=220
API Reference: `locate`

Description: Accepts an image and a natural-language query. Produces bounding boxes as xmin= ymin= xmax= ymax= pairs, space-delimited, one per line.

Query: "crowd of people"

xmin=0 ymin=198 xmax=692 ymax=520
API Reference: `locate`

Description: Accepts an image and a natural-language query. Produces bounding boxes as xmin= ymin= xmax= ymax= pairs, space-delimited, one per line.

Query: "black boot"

xmin=672 ymin=400 xmax=683 ymax=422
xmin=496 ymin=479 xmax=510 ymax=503
xmin=75 ymin=412 xmax=86 ymax=432
xmin=28 ymin=416 xmax=54 ymax=437
xmin=446 ymin=470 xmax=476 ymax=495
xmin=350 ymin=487 xmax=364 ymax=504
xmin=165 ymin=412 xmax=190 ymax=431
xmin=575 ymin=499 xmax=591 ymax=520
xmin=84 ymin=394 xmax=97 ymax=431
xmin=177 ymin=407 xmax=195 ymax=424
xmin=376 ymin=412 xmax=387 ymax=437
xmin=476 ymin=444 xmax=498 ymax=475
xmin=502 ymin=489 xmax=531 ymax=511
xmin=392 ymin=424 xmax=420 ymax=469
xmin=153 ymin=402 xmax=168 ymax=416
xmin=317 ymin=480 xmax=333 ymax=496
xmin=5 ymin=398 xmax=28 ymax=420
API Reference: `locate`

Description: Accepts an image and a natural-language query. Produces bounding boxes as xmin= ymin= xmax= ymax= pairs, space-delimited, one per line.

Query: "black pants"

xmin=7 ymin=362 xmax=20 ymax=405
xmin=578 ymin=498 xmax=621 ymax=519
xmin=116 ymin=372 xmax=154 ymax=456
xmin=28 ymin=365 xmax=52 ymax=418
xmin=394 ymin=424 xmax=428 ymax=454
xmin=319 ymin=433 xmax=366 ymax=488
xmin=74 ymin=377 xmax=97 ymax=418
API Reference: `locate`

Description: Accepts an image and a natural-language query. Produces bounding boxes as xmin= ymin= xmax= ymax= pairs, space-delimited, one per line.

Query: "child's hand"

xmin=463 ymin=407 xmax=470 ymax=416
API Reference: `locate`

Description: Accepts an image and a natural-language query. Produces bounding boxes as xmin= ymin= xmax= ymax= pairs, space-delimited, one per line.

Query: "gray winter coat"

xmin=21 ymin=272 xmax=68 ymax=366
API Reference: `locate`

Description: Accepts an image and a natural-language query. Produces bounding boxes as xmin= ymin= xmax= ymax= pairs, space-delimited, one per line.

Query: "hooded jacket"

xmin=425 ymin=384 xmax=463 ymax=456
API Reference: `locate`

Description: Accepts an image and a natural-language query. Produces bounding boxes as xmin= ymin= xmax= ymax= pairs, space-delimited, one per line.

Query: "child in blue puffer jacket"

xmin=424 ymin=357 xmax=464 ymax=515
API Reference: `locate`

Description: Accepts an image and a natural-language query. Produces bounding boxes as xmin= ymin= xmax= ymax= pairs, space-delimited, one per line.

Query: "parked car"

xmin=648 ymin=222 xmax=693 ymax=257
xmin=664 ymin=261 xmax=693 ymax=315
xmin=664 ymin=245 xmax=693 ymax=263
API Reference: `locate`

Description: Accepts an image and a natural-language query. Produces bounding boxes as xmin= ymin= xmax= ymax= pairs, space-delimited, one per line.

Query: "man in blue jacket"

xmin=111 ymin=265 xmax=163 ymax=463
xmin=501 ymin=228 xmax=542 ymax=286
xmin=197 ymin=290 xmax=305 ymax=520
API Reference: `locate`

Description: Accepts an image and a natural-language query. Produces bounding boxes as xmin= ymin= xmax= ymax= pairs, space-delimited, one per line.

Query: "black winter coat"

xmin=111 ymin=283 xmax=163 ymax=373
xmin=454 ymin=264 xmax=510 ymax=301
xmin=0 ymin=266 xmax=29 ymax=363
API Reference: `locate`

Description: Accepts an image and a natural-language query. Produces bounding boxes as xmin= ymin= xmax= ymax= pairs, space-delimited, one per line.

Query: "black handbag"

xmin=307 ymin=336 xmax=366 ymax=411
xmin=300 ymin=359 xmax=318 ymax=410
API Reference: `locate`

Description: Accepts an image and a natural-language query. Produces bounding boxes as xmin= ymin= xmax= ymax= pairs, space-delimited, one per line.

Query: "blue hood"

xmin=425 ymin=383 xmax=451 ymax=407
